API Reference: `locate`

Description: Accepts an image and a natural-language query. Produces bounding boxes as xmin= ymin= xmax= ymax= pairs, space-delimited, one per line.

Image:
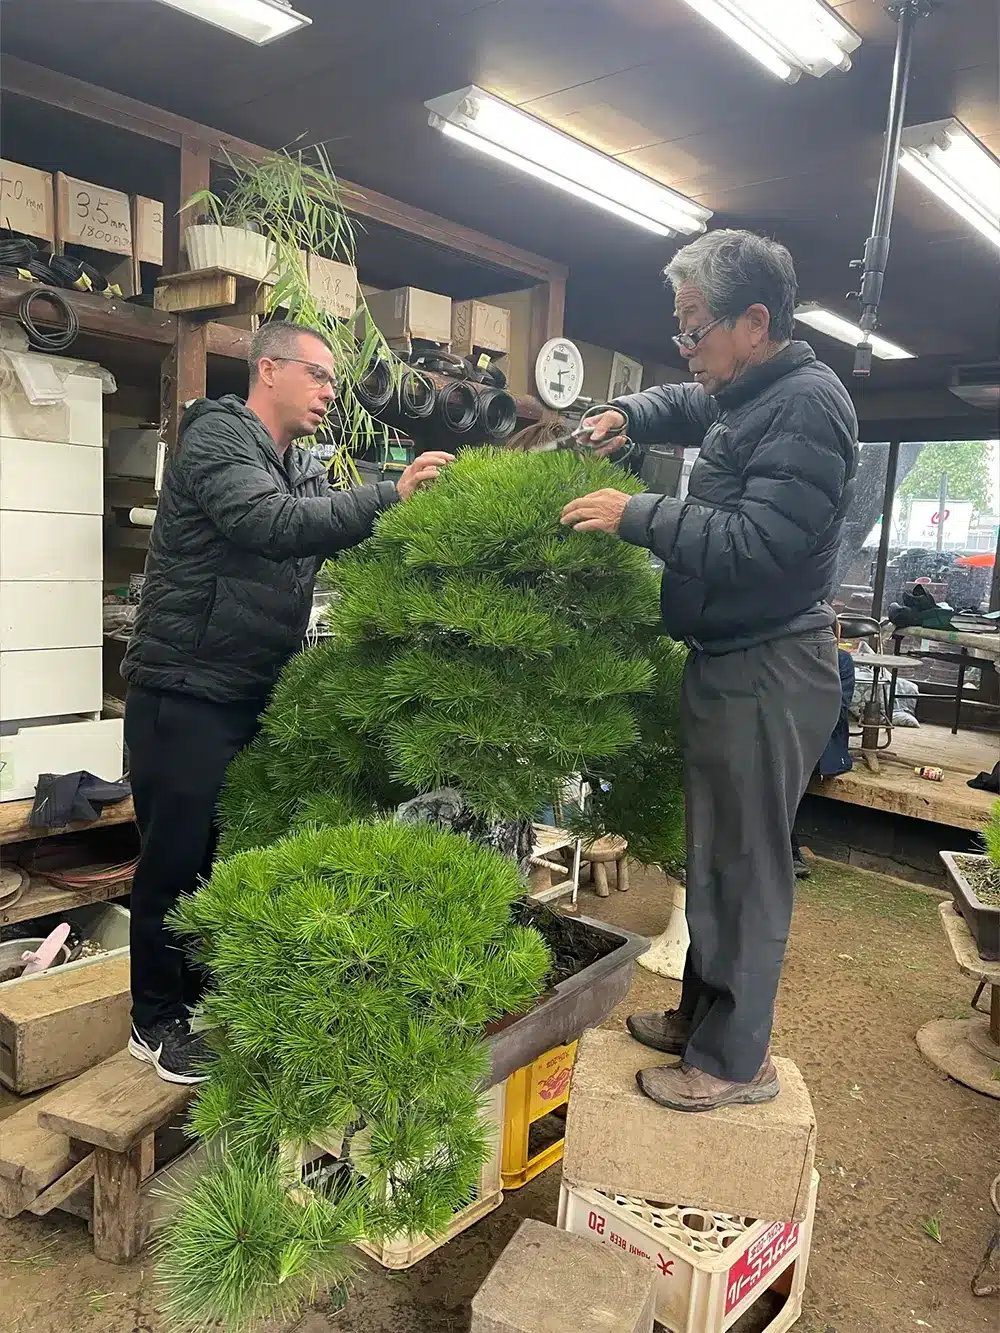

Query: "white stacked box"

xmin=0 ymin=351 xmax=123 ymax=800
xmin=557 ymin=1169 xmax=819 ymax=1333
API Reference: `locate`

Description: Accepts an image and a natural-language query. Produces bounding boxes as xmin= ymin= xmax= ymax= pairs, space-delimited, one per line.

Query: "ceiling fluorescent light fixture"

xmin=679 ymin=0 xmax=860 ymax=82
xmin=794 ymin=305 xmax=914 ymax=360
xmin=899 ymin=119 xmax=1000 ymax=250
xmin=156 ymin=0 xmax=310 ymax=45
xmin=425 ymin=86 xmax=712 ymax=237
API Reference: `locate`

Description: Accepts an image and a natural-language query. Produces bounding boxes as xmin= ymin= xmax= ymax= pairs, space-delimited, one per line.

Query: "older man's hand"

xmin=397 ymin=451 xmax=454 ymax=501
xmin=560 ymin=489 xmax=631 ymax=536
xmin=582 ymin=408 xmax=628 ymax=457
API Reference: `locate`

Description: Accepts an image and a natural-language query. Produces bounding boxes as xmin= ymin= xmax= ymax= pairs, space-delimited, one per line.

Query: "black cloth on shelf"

xmin=887 ymin=583 xmax=956 ymax=631
xmin=968 ymin=762 xmax=1000 ymax=794
xmin=29 ymin=772 xmax=132 ymax=830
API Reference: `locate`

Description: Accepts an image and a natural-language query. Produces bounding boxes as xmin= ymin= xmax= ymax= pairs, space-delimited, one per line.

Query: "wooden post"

xmin=161 ymin=136 xmax=211 ymax=448
xmin=93 ymin=1143 xmax=145 ymax=1263
xmin=528 ymin=277 xmax=566 ymax=377
xmin=161 ymin=320 xmax=207 ymax=449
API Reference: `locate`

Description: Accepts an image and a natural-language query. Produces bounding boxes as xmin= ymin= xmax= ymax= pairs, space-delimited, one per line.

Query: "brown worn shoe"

xmin=626 ymin=1008 xmax=692 ymax=1056
xmin=637 ymin=1059 xmax=780 ymax=1112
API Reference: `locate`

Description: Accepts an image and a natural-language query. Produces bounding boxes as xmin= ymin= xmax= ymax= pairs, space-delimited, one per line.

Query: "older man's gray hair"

xmin=664 ymin=230 xmax=797 ymax=343
xmin=247 ymin=320 xmax=335 ymax=383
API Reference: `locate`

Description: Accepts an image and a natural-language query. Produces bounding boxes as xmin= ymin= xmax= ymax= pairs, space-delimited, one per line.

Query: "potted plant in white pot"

xmin=183 ymin=145 xmax=403 ymax=485
xmin=941 ymin=801 xmax=1000 ymax=960
xmin=181 ymin=185 xmax=274 ymax=281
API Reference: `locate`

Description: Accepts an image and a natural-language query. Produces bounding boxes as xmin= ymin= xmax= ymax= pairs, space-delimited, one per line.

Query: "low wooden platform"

xmin=808 ymin=724 xmax=997 ymax=833
xmin=0 ymin=796 xmax=135 ymax=846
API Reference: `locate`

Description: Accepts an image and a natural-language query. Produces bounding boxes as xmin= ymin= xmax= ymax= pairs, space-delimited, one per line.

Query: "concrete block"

xmin=562 ymin=1030 xmax=816 ymax=1222
xmin=471 ymin=1218 xmax=656 ymax=1333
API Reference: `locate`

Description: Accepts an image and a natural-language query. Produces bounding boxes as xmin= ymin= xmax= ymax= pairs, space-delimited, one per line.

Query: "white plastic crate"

xmin=0 ymin=717 xmax=123 ymax=801
xmin=0 ymin=353 xmax=103 ymax=447
xmin=356 ymin=1080 xmax=505 ymax=1270
xmin=557 ymin=1168 xmax=819 ymax=1333
xmin=0 ymin=647 xmax=103 ymax=721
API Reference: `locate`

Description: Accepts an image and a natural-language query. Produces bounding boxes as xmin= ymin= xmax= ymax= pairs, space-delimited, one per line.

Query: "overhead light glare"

xmin=795 ymin=306 xmax=914 ymax=360
xmin=426 ymin=86 xmax=712 ymax=237
xmin=899 ymin=119 xmax=1000 ymax=250
xmin=156 ymin=0 xmax=310 ymax=44
xmin=680 ymin=0 xmax=860 ymax=82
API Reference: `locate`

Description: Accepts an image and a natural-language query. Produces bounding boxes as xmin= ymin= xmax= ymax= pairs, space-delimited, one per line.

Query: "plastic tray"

xmin=486 ymin=913 xmax=649 ymax=1088
xmin=941 ymin=851 xmax=999 ymax=961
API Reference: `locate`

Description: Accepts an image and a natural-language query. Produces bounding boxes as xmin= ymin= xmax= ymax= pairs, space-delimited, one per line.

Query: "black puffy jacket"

xmin=122 ymin=396 xmax=397 ymax=704
xmin=616 ymin=342 xmax=857 ymax=653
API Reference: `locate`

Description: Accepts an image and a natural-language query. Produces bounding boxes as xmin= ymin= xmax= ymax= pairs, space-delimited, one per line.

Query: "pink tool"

xmin=20 ymin=923 xmax=71 ymax=977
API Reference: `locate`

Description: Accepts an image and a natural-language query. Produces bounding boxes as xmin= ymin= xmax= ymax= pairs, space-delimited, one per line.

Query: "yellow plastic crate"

xmin=501 ymin=1039 xmax=578 ymax=1190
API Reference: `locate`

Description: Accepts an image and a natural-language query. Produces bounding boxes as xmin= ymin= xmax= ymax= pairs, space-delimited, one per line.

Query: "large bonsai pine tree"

xmin=156 ymin=447 xmax=686 ymax=1329
xmin=218 ymin=445 xmax=686 ymax=866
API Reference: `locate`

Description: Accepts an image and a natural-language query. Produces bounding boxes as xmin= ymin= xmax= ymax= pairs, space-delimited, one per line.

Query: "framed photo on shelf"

xmin=608 ymin=351 xmax=643 ymax=400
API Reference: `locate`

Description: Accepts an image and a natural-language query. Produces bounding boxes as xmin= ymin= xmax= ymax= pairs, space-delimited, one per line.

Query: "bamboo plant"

xmin=183 ymin=144 xmax=403 ymax=486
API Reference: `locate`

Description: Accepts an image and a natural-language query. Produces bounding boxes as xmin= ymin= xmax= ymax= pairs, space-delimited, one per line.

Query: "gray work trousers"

xmin=679 ymin=629 xmax=841 ymax=1081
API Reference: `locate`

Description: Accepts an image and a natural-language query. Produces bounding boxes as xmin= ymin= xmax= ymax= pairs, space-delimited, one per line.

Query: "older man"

xmin=562 ymin=229 xmax=857 ymax=1111
xmin=123 ymin=321 xmax=451 ymax=1083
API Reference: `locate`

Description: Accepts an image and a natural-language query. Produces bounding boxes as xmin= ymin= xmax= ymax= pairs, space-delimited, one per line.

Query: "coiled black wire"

xmin=435 ymin=380 xmax=480 ymax=434
xmin=400 ymin=370 xmax=436 ymax=420
xmin=0 ymin=236 xmax=37 ymax=268
xmin=477 ymin=388 xmax=519 ymax=443
xmin=49 ymin=255 xmax=109 ymax=292
xmin=18 ymin=288 xmax=80 ymax=352
xmin=353 ymin=358 xmax=394 ymax=414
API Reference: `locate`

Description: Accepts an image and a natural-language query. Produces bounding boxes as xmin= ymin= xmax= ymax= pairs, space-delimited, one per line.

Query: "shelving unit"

xmin=1 ymin=56 xmax=565 ymax=449
xmin=0 ymin=59 xmax=565 ymax=950
xmin=0 ymin=872 xmax=133 ymax=929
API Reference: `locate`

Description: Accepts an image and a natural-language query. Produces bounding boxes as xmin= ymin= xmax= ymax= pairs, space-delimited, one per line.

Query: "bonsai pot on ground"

xmin=941 ymin=850 xmax=1000 ymax=961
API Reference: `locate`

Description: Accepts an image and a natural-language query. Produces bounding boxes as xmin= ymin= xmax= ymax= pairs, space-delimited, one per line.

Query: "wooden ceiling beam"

xmin=0 ymin=56 xmax=567 ymax=284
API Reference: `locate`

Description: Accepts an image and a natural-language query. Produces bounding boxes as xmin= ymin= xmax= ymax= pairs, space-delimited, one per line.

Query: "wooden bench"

xmin=1 ymin=1048 xmax=194 ymax=1262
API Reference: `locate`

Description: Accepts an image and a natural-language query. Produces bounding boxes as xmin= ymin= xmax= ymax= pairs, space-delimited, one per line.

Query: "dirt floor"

xmin=1 ymin=857 xmax=997 ymax=1333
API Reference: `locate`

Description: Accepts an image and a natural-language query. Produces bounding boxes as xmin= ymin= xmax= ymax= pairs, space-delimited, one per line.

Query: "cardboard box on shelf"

xmin=55 ymin=173 xmax=133 ymax=257
xmin=0 ymin=159 xmax=55 ymax=244
xmin=133 ymin=196 xmax=164 ymax=266
xmin=366 ymin=285 xmax=451 ymax=349
xmin=451 ymin=300 xmax=510 ymax=358
xmin=308 ymin=255 xmax=358 ymax=320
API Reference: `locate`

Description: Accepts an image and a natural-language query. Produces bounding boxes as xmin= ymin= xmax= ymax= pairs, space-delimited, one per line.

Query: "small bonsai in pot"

xmin=942 ymin=801 xmax=1000 ymax=959
xmin=156 ymin=818 xmax=550 ymax=1329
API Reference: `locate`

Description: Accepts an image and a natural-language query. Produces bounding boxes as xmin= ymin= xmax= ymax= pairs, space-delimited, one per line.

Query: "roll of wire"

xmin=353 ymin=358 xmax=394 ymax=415
xmin=0 ymin=235 xmax=37 ymax=268
xmin=49 ymin=255 xmax=109 ymax=293
xmin=400 ymin=369 xmax=436 ymax=420
xmin=435 ymin=379 xmax=480 ymax=435
xmin=18 ymin=288 xmax=80 ymax=352
xmin=477 ymin=387 xmax=519 ymax=443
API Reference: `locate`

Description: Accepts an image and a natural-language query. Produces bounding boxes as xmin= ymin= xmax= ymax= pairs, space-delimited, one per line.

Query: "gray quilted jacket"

xmin=616 ymin=342 xmax=858 ymax=653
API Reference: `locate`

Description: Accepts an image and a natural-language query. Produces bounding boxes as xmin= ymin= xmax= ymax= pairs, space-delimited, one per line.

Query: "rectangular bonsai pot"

xmin=485 ymin=913 xmax=649 ymax=1087
xmin=940 ymin=850 xmax=999 ymax=961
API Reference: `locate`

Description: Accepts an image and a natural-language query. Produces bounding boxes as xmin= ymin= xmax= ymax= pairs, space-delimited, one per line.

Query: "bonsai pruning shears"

xmin=529 ymin=412 xmax=637 ymax=463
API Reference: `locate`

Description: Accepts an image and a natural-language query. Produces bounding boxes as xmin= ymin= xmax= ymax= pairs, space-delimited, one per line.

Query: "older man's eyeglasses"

xmin=274 ymin=357 xmax=337 ymax=390
xmin=672 ymin=313 xmax=742 ymax=354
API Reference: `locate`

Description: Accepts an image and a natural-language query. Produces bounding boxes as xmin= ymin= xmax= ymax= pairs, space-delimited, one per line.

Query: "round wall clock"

xmin=534 ymin=337 xmax=585 ymax=410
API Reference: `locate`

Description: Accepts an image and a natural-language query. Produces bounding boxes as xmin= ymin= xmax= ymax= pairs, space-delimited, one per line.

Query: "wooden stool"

xmin=916 ymin=902 xmax=1000 ymax=1100
xmin=14 ymin=1049 xmax=195 ymax=1261
xmin=581 ymin=835 xmax=629 ymax=898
